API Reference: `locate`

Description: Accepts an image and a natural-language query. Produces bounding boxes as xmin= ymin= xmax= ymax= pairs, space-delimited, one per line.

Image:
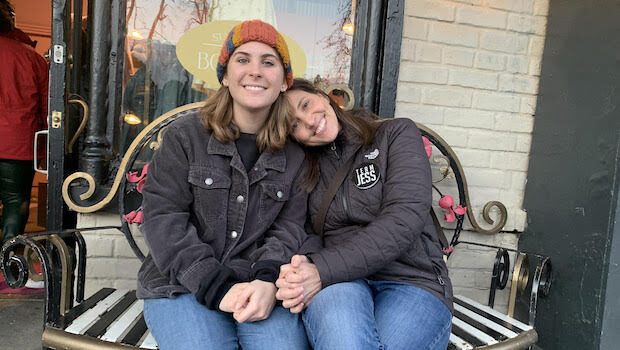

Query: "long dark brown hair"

xmin=286 ymin=78 xmax=382 ymax=192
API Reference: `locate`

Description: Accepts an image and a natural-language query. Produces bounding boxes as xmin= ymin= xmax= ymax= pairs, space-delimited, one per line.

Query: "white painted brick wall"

xmin=77 ymin=213 xmax=146 ymax=298
xmin=397 ymin=0 xmax=549 ymax=308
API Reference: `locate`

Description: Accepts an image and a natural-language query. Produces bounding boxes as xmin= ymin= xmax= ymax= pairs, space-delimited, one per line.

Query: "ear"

xmin=281 ymin=81 xmax=287 ymax=92
xmin=222 ymin=73 xmax=229 ymax=87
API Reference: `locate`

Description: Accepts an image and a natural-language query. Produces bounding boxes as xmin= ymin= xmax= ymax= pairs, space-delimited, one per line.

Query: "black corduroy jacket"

xmin=137 ymin=112 xmax=309 ymax=309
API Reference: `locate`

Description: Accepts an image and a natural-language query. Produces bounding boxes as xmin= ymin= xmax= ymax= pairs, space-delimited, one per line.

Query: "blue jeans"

xmin=302 ymin=279 xmax=452 ymax=350
xmin=144 ymin=293 xmax=310 ymax=350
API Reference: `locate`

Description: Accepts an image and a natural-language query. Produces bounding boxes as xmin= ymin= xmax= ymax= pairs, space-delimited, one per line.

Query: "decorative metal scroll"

xmin=0 ymin=228 xmax=105 ymax=327
xmin=508 ymin=253 xmax=530 ymax=317
xmin=530 ymin=256 xmax=552 ymax=326
xmin=62 ymin=102 xmax=205 ymax=260
xmin=417 ymin=123 xmax=508 ymax=235
xmin=1 ymin=235 xmax=58 ymax=325
xmin=61 ymin=102 xmax=205 ymax=213
xmin=489 ymin=248 xmax=510 ymax=307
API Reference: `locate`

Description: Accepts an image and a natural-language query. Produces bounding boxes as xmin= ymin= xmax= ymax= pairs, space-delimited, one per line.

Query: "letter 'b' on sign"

xmin=176 ymin=20 xmax=307 ymax=91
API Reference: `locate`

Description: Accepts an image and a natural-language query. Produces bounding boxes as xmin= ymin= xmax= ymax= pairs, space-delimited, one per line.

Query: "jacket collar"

xmin=206 ymin=133 xmax=286 ymax=173
xmin=323 ymin=129 xmax=362 ymax=161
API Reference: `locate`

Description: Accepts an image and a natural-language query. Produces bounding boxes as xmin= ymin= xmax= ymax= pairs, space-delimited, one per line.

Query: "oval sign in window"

xmin=176 ymin=20 xmax=307 ymax=91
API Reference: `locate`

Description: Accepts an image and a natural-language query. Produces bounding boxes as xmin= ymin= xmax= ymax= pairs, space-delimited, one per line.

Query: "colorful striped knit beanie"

xmin=216 ymin=19 xmax=293 ymax=88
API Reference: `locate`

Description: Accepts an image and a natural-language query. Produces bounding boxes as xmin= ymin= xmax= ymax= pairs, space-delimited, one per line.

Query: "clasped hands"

xmin=275 ymin=255 xmax=322 ymax=314
xmin=218 ymin=255 xmax=321 ymax=322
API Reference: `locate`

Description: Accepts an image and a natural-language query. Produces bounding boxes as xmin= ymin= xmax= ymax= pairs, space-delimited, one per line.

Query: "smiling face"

xmin=222 ymin=41 xmax=287 ymax=128
xmin=286 ymin=89 xmax=341 ymax=147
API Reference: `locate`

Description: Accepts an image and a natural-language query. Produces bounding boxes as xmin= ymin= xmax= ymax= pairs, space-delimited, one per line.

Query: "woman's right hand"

xmin=219 ymin=282 xmax=250 ymax=313
xmin=276 ymin=255 xmax=323 ymax=313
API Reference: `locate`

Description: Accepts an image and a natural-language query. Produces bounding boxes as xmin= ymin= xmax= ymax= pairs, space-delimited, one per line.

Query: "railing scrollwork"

xmin=61 ymin=102 xmax=205 ymax=213
xmin=418 ymin=123 xmax=508 ymax=235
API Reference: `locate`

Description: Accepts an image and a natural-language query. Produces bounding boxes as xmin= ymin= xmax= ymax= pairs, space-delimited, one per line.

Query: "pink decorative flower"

xmin=123 ymin=210 xmax=143 ymax=224
xmin=439 ymin=195 xmax=454 ymax=210
xmin=422 ymin=136 xmax=432 ymax=158
xmin=136 ymin=178 xmax=147 ymax=194
xmin=444 ymin=209 xmax=456 ymax=223
xmin=438 ymin=195 xmax=466 ymax=223
xmin=454 ymin=205 xmax=467 ymax=215
xmin=126 ymin=163 xmax=149 ymax=183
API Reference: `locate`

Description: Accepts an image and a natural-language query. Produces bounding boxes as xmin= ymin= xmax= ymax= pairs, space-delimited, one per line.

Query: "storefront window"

xmin=120 ymin=0 xmax=354 ymax=154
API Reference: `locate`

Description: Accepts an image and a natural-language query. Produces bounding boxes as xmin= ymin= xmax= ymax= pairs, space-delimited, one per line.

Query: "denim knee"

xmin=237 ymin=306 xmax=309 ymax=350
xmin=143 ymin=294 xmax=238 ymax=349
xmin=302 ymin=280 xmax=382 ymax=350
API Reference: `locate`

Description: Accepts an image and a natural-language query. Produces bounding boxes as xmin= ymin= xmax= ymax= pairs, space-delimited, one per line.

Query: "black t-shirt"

xmin=235 ymin=132 xmax=260 ymax=173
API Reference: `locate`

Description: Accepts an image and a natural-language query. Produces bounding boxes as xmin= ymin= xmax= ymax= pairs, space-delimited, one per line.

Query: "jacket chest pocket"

xmin=188 ymin=166 xmax=231 ymax=220
xmin=258 ymin=182 xmax=289 ymax=224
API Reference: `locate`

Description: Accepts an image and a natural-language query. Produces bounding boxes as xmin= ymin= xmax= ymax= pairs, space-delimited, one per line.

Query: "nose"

xmin=248 ymin=61 xmax=262 ymax=77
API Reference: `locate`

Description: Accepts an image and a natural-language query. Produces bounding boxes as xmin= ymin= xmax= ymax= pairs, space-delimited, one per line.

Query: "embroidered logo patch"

xmin=352 ymin=163 xmax=381 ymax=189
xmin=365 ymin=149 xmax=379 ymax=160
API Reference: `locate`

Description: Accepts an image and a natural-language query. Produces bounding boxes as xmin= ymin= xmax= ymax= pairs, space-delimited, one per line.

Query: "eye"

xmin=263 ymin=59 xmax=275 ymax=66
xmin=301 ymin=100 xmax=309 ymax=111
xmin=236 ymin=57 xmax=249 ymax=64
xmin=291 ymin=120 xmax=299 ymax=130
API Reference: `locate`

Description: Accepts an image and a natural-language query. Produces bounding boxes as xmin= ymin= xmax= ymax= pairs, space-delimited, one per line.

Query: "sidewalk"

xmin=0 ymin=294 xmax=44 ymax=349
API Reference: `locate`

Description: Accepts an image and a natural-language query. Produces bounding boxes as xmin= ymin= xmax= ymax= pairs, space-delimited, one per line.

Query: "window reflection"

xmin=121 ymin=0 xmax=354 ymax=155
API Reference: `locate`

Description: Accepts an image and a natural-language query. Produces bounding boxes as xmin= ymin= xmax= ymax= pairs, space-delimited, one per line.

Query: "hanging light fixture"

xmin=124 ymin=113 xmax=142 ymax=125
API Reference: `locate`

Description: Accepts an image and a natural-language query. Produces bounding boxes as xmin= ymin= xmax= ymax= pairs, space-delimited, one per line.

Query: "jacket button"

xmin=276 ymin=191 xmax=283 ymax=198
xmin=231 ymin=231 xmax=238 ymax=239
xmin=236 ymin=195 xmax=244 ymax=203
xmin=205 ymin=178 xmax=213 ymax=185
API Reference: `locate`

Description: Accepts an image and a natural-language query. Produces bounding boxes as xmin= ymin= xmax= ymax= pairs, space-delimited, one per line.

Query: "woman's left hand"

xmin=276 ymin=255 xmax=323 ymax=313
xmin=232 ymin=280 xmax=277 ymax=323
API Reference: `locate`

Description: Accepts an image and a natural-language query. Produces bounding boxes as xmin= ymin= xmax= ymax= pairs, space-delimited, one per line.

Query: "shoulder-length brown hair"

xmin=286 ymin=78 xmax=382 ymax=191
xmin=200 ymin=86 xmax=290 ymax=152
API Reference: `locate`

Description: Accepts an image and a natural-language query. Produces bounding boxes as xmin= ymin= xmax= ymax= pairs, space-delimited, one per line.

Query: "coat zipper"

xmin=330 ymin=142 xmax=339 ymax=159
xmin=330 ymin=141 xmax=349 ymax=214
xmin=423 ymin=238 xmax=448 ymax=295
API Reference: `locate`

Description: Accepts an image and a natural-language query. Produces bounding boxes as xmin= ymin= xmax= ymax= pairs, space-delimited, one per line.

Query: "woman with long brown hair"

xmin=277 ymin=78 xmax=453 ymax=350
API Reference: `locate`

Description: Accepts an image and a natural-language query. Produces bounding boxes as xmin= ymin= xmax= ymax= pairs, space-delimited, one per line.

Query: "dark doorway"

xmin=520 ymin=0 xmax=620 ymax=349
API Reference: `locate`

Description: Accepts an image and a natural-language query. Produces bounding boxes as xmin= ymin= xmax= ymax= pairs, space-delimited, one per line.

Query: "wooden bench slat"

xmin=62 ymin=288 xmax=115 ymax=326
xmin=449 ymin=333 xmax=475 ymax=350
xmin=451 ymin=323 xmax=487 ymax=347
xmin=65 ymin=289 xmax=130 ymax=334
xmin=140 ymin=331 xmax=158 ymax=349
xmin=453 ymin=318 xmax=498 ymax=345
xmin=85 ymin=291 xmax=137 ymax=338
xmin=101 ymin=300 xmax=144 ymax=342
xmin=453 ymin=309 xmax=507 ymax=342
xmin=122 ymin=314 xmax=149 ymax=347
xmin=454 ymin=304 xmax=519 ymax=339
xmin=455 ymin=295 xmax=532 ymax=333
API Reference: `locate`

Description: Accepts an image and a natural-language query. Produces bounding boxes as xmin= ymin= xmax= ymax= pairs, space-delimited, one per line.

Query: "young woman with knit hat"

xmin=136 ymin=20 xmax=310 ymax=349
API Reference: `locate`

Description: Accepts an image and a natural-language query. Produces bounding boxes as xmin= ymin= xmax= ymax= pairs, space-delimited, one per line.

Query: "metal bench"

xmin=1 ymin=102 xmax=552 ymax=349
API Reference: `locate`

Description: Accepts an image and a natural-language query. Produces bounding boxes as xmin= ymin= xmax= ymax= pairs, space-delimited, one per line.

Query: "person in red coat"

xmin=0 ymin=0 xmax=48 ymax=246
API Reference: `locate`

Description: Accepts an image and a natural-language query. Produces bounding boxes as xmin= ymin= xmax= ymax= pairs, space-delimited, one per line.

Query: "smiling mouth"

xmin=244 ymin=85 xmax=266 ymax=91
xmin=314 ymin=117 xmax=326 ymax=135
